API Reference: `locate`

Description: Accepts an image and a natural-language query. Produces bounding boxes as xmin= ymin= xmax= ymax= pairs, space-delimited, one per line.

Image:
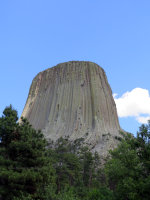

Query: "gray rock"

xmin=21 ymin=61 xmax=123 ymax=156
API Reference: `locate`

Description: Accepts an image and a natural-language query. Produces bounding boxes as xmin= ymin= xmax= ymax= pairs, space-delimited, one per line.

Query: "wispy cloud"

xmin=113 ymin=88 xmax=150 ymax=123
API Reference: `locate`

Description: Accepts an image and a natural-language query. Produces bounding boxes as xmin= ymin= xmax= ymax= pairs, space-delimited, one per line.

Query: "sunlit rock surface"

xmin=21 ymin=61 xmax=122 ymax=156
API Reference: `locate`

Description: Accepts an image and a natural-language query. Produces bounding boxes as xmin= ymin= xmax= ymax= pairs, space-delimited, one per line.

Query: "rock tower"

xmin=21 ymin=61 xmax=122 ymax=156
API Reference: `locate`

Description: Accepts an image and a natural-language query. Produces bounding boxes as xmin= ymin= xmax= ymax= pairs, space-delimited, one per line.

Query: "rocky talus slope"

xmin=21 ymin=61 xmax=122 ymax=156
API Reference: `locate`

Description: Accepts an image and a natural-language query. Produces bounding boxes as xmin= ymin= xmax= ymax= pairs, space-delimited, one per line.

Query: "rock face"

xmin=21 ymin=61 xmax=122 ymax=156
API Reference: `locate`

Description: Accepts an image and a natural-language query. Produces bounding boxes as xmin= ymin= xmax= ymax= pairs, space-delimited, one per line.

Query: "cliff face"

xmin=21 ymin=61 xmax=122 ymax=156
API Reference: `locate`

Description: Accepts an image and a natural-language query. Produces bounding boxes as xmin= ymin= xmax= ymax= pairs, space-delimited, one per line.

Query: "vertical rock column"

xmin=21 ymin=61 xmax=122 ymax=156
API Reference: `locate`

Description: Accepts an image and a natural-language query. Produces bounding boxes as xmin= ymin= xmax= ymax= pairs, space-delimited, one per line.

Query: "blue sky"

xmin=1 ymin=0 xmax=150 ymax=135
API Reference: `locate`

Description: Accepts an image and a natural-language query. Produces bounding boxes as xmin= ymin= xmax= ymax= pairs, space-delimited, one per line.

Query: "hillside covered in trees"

xmin=0 ymin=105 xmax=150 ymax=200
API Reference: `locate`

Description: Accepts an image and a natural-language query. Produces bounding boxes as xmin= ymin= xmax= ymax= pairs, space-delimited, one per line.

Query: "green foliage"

xmin=56 ymin=188 xmax=80 ymax=200
xmin=48 ymin=137 xmax=102 ymax=196
xmin=86 ymin=187 xmax=114 ymax=200
xmin=1 ymin=105 xmax=150 ymax=200
xmin=105 ymin=123 xmax=150 ymax=200
xmin=0 ymin=105 xmax=56 ymax=200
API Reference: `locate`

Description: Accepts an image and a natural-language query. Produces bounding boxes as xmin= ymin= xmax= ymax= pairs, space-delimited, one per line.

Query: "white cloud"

xmin=136 ymin=116 xmax=150 ymax=124
xmin=113 ymin=88 xmax=150 ymax=124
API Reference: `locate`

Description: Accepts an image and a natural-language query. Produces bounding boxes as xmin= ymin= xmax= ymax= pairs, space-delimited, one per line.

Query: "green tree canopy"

xmin=0 ymin=105 xmax=56 ymax=200
xmin=1 ymin=105 xmax=150 ymax=200
xmin=105 ymin=124 xmax=150 ymax=200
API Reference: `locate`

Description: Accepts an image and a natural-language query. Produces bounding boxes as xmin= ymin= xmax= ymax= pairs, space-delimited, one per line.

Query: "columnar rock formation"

xmin=21 ymin=61 xmax=122 ymax=156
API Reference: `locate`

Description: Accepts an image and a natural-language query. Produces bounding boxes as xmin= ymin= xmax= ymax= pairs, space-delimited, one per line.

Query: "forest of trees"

xmin=0 ymin=105 xmax=150 ymax=200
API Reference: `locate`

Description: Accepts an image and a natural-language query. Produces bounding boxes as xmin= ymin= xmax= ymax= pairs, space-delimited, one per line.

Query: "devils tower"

xmin=21 ymin=61 xmax=122 ymax=156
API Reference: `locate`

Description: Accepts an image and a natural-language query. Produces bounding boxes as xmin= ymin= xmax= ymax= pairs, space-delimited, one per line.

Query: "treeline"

xmin=0 ymin=105 xmax=150 ymax=200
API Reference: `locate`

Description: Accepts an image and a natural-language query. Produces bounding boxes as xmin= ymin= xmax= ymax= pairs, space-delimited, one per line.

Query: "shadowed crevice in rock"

xmin=21 ymin=61 xmax=123 ymax=156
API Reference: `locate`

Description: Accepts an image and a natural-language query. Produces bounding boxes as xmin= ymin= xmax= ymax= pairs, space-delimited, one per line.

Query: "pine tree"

xmin=0 ymin=105 xmax=56 ymax=200
xmin=105 ymin=126 xmax=150 ymax=200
